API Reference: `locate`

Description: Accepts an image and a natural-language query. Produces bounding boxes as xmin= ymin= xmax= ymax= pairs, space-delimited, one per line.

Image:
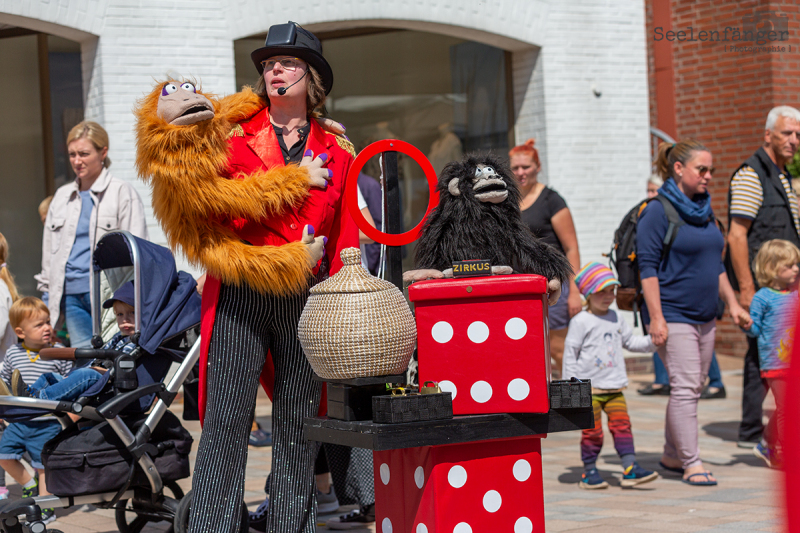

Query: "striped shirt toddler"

xmin=0 ymin=342 xmax=73 ymax=387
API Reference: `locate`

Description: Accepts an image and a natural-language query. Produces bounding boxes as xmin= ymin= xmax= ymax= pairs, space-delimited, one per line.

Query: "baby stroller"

xmin=0 ymin=231 xmax=227 ymax=533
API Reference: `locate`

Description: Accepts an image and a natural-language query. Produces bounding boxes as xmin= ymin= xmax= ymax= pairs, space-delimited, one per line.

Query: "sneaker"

xmin=621 ymin=462 xmax=659 ymax=487
xmin=753 ymin=442 xmax=773 ymax=468
xmin=327 ymin=504 xmax=375 ymax=530
xmin=248 ymin=498 xmax=269 ymax=533
xmin=11 ymin=370 xmax=32 ymax=398
xmin=0 ymin=379 xmax=10 ymax=396
xmin=579 ymin=468 xmax=609 ymax=490
xmin=40 ymin=509 xmax=56 ymax=524
xmin=317 ymin=486 xmax=340 ymax=514
xmin=737 ymin=440 xmax=759 ymax=449
xmin=21 ymin=479 xmax=39 ymax=499
xmin=249 ymin=427 xmax=272 ymax=447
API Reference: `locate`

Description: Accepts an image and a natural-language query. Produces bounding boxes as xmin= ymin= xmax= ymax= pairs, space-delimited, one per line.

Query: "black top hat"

xmin=251 ymin=21 xmax=333 ymax=95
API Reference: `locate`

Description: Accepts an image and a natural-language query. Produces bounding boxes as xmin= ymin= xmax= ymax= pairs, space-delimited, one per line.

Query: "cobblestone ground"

xmin=33 ymin=355 xmax=781 ymax=532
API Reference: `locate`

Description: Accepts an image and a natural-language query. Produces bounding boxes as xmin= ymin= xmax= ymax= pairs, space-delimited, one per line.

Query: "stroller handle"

xmin=40 ymin=348 xmax=123 ymax=361
xmin=40 ymin=347 xmax=76 ymax=361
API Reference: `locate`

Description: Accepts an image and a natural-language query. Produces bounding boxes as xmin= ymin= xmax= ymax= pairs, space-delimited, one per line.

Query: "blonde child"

xmin=742 ymin=239 xmax=799 ymax=468
xmin=563 ymin=262 xmax=659 ymax=489
xmin=0 ymin=297 xmax=72 ymax=523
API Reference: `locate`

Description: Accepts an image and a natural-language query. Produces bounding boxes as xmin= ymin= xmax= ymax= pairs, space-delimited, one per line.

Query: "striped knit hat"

xmin=575 ymin=262 xmax=620 ymax=296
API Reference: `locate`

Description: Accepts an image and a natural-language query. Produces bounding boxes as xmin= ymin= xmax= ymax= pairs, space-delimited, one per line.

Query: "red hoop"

xmin=346 ymin=139 xmax=439 ymax=247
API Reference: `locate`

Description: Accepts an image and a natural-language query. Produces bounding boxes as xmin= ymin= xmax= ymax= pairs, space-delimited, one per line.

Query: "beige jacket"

xmin=37 ymin=168 xmax=149 ymax=326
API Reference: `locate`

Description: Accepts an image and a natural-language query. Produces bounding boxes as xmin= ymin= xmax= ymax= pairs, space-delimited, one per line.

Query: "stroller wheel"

xmin=115 ymin=481 xmax=185 ymax=533
xmin=173 ymin=490 xmax=249 ymax=533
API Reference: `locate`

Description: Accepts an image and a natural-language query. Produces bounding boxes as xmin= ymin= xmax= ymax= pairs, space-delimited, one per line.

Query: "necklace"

xmin=21 ymin=342 xmax=40 ymax=363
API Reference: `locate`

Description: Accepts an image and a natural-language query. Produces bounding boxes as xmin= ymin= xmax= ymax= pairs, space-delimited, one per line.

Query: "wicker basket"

xmin=298 ymin=248 xmax=417 ymax=379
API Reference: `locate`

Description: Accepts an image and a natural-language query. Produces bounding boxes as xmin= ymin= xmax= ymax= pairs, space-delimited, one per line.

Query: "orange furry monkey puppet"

xmin=134 ymin=80 xmax=358 ymax=421
xmin=134 ymin=80 xmax=326 ymax=295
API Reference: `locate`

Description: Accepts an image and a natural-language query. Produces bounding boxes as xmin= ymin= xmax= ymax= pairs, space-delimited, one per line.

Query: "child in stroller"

xmin=0 ymin=232 xmax=210 ymax=533
xmin=5 ymin=281 xmax=140 ymax=403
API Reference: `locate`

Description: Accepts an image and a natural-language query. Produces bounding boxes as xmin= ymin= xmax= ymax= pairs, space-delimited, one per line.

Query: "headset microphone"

xmin=277 ymin=69 xmax=308 ymax=96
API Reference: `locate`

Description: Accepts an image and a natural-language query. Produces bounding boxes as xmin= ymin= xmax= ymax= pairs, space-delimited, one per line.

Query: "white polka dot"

xmin=414 ymin=466 xmax=425 ymax=489
xmin=453 ymin=523 xmax=472 ymax=533
xmin=513 ymin=459 xmax=532 ymax=482
xmin=507 ymin=378 xmax=530 ymax=401
xmin=514 ymin=517 xmax=533 ymax=533
xmin=467 ymin=321 xmax=490 ymax=343
xmin=448 ymin=465 xmax=467 ymax=488
xmin=471 ymin=381 xmax=492 ymax=403
xmin=432 ymin=321 xmax=454 ymax=343
xmin=439 ymin=380 xmax=457 ymax=399
xmin=380 ymin=463 xmax=390 ymax=485
xmin=505 ymin=317 xmax=527 ymax=340
xmin=483 ymin=490 xmax=502 ymax=512
xmin=416 ymin=524 xmax=428 ymax=533
xmin=382 ymin=517 xmax=393 ymax=533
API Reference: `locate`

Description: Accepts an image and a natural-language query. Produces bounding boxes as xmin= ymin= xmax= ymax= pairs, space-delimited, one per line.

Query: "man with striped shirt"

xmin=727 ymin=105 xmax=800 ymax=448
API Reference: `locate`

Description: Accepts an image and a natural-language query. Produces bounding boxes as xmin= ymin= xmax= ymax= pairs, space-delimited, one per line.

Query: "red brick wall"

xmin=646 ymin=0 xmax=800 ymax=357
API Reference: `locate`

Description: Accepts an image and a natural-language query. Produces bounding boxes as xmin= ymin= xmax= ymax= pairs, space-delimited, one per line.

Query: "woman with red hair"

xmin=509 ymin=139 xmax=582 ymax=375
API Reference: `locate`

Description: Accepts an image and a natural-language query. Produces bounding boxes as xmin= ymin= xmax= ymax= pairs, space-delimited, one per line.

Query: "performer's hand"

xmin=314 ymin=117 xmax=346 ymax=136
xmin=302 ymin=225 xmax=326 ymax=267
xmin=491 ymin=266 xmax=513 ymax=275
xmin=196 ymin=273 xmax=206 ymax=296
xmin=402 ymin=269 xmax=445 ymax=284
xmin=301 ymin=150 xmax=333 ymax=189
xmin=547 ymin=279 xmax=562 ymax=307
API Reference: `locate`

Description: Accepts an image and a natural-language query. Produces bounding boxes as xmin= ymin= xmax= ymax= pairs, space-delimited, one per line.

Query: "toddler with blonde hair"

xmin=743 ymin=239 xmax=800 ymax=468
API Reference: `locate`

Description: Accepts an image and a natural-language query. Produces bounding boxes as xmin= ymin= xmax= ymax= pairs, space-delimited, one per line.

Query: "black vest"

xmin=726 ymin=146 xmax=800 ymax=289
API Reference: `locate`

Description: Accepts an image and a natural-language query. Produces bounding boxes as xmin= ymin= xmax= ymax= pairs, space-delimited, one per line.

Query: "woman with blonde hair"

xmin=0 ymin=232 xmax=19 ymax=359
xmin=37 ymin=121 xmax=148 ymax=347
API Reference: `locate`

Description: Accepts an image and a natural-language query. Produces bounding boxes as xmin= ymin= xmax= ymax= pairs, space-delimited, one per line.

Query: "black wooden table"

xmin=304 ymin=407 xmax=593 ymax=451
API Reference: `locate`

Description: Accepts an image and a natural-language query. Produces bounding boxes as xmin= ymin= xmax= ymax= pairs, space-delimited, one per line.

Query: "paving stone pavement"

xmin=25 ymin=355 xmax=782 ymax=532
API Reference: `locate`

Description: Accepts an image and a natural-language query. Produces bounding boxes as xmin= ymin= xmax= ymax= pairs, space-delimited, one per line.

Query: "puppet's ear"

xmin=447 ymin=178 xmax=461 ymax=196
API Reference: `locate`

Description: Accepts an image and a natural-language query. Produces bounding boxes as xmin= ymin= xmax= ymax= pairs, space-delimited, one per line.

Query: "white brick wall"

xmin=1 ymin=0 xmax=650 ymax=273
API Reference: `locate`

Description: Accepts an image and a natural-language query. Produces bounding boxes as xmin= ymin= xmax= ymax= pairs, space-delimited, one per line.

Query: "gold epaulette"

xmin=330 ymin=133 xmax=356 ymax=158
xmin=227 ymin=124 xmax=244 ymax=138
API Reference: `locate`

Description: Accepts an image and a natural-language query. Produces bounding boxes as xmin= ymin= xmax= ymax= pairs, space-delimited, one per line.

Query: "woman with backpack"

xmin=638 ymin=174 xmax=727 ymax=400
xmin=637 ymin=139 xmax=750 ymax=486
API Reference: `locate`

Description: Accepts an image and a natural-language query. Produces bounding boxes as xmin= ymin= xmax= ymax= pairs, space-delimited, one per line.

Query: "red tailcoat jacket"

xmin=198 ymin=106 xmax=359 ymax=423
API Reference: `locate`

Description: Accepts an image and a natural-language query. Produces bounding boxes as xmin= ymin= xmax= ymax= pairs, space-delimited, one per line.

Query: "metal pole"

xmin=381 ymin=150 xmax=404 ymax=290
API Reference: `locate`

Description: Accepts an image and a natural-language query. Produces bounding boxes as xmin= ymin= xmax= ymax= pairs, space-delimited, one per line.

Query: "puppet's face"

xmin=156 ymin=82 xmax=215 ymax=126
xmin=447 ymin=163 xmax=509 ymax=204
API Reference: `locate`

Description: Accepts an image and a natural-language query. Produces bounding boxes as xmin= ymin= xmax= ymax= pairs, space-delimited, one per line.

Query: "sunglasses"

xmin=261 ymin=57 xmax=304 ymax=71
xmin=695 ymin=166 xmax=715 ymax=176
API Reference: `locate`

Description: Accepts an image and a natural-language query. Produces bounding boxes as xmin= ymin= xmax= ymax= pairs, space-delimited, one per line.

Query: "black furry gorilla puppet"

xmin=404 ymin=154 xmax=572 ymax=304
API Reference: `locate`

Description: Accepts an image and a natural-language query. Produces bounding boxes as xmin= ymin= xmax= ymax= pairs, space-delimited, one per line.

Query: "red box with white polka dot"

xmin=408 ymin=274 xmax=551 ymax=415
xmin=373 ymin=437 xmax=544 ymax=533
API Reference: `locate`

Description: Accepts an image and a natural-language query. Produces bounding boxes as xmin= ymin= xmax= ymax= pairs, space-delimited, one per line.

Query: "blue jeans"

xmin=653 ymin=350 xmax=723 ymax=388
xmin=63 ymin=292 xmax=93 ymax=348
xmin=31 ymin=369 xmax=102 ymax=401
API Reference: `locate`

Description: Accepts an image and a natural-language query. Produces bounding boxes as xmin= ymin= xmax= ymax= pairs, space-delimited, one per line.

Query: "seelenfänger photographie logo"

xmin=654 ymin=10 xmax=791 ymax=53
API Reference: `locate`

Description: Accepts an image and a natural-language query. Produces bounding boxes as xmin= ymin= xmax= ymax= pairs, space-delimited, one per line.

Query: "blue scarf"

xmin=658 ymin=177 xmax=714 ymax=226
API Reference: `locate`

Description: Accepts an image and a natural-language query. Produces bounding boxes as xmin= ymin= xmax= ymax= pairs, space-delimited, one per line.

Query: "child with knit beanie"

xmin=564 ymin=262 xmax=659 ymax=489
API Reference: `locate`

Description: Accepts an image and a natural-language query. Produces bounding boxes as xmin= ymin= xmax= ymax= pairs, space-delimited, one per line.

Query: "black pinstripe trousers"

xmin=188 ymin=282 xmax=321 ymax=533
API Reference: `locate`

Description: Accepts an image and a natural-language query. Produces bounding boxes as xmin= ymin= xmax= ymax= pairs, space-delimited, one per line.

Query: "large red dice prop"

xmin=373 ymin=437 xmax=545 ymax=533
xmin=408 ymin=275 xmax=551 ymax=415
